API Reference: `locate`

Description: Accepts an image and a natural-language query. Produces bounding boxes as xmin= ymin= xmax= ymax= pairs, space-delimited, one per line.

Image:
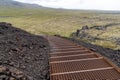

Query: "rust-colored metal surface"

xmin=51 ymin=48 xmax=85 ymax=52
xmin=51 ymin=51 xmax=92 ymax=57
xmin=51 ymin=69 xmax=120 ymax=80
xmin=50 ymin=59 xmax=111 ymax=73
xmin=50 ymin=54 xmax=97 ymax=62
xmin=46 ymin=35 xmax=120 ymax=80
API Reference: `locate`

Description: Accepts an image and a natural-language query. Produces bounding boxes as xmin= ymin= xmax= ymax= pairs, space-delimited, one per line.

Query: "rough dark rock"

xmin=76 ymin=29 xmax=80 ymax=36
xmin=73 ymin=25 xmax=120 ymax=46
xmin=82 ymin=25 xmax=89 ymax=30
xmin=0 ymin=66 xmax=27 ymax=80
xmin=90 ymin=26 xmax=106 ymax=30
xmin=89 ymin=23 xmax=120 ymax=30
xmin=0 ymin=22 xmax=50 ymax=80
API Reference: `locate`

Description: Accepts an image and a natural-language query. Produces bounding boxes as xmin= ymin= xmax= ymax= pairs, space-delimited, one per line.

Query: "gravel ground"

xmin=0 ymin=22 xmax=50 ymax=80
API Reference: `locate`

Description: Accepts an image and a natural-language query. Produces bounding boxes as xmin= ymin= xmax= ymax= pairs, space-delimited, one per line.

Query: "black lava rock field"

xmin=0 ymin=22 xmax=50 ymax=80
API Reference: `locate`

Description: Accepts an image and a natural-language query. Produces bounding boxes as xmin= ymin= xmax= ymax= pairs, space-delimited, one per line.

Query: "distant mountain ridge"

xmin=0 ymin=0 xmax=43 ymax=8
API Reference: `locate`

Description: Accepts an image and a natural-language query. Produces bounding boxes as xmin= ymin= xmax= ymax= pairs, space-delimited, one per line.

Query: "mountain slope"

xmin=0 ymin=0 xmax=42 ymax=8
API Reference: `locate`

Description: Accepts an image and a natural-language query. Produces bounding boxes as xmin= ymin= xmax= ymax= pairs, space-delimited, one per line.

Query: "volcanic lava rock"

xmin=0 ymin=22 xmax=50 ymax=80
xmin=82 ymin=25 xmax=89 ymax=30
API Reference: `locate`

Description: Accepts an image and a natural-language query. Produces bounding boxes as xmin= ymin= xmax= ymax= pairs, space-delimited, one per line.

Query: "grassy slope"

xmin=87 ymin=25 xmax=120 ymax=49
xmin=0 ymin=6 xmax=120 ymax=49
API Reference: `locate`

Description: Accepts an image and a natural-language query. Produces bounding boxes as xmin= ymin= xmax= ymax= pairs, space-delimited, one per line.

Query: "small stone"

xmin=0 ymin=66 xmax=8 ymax=73
xmin=27 ymin=57 xmax=31 ymax=60
xmin=21 ymin=65 xmax=26 ymax=69
xmin=11 ymin=48 xmax=20 ymax=52
xmin=9 ymin=62 xmax=14 ymax=66
xmin=0 ymin=75 xmax=8 ymax=80
xmin=21 ymin=54 xmax=25 ymax=57
xmin=11 ymin=70 xmax=24 ymax=79
xmin=29 ymin=46 xmax=33 ymax=49
xmin=9 ymin=77 xmax=16 ymax=80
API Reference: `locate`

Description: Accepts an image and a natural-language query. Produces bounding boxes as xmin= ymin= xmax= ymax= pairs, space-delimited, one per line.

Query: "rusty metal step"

xmin=52 ymin=47 xmax=85 ymax=51
xmin=50 ymin=50 xmax=90 ymax=54
xmin=50 ymin=54 xmax=98 ymax=62
xmin=51 ymin=68 xmax=120 ymax=80
xmin=51 ymin=46 xmax=80 ymax=49
xmin=50 ymin=58 xmax=111 ymax=73
xmin=51 ymin=48 xmax=86 ymax=52
xmin=51 ymin=50 xmax=92 ymax=57
xmin=51 ymin=45 xmax=77 ymax=47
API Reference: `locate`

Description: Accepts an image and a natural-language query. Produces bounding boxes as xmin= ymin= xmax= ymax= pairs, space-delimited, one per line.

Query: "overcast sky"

xmin=14 ymin=0 xmax=120 ymax=10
